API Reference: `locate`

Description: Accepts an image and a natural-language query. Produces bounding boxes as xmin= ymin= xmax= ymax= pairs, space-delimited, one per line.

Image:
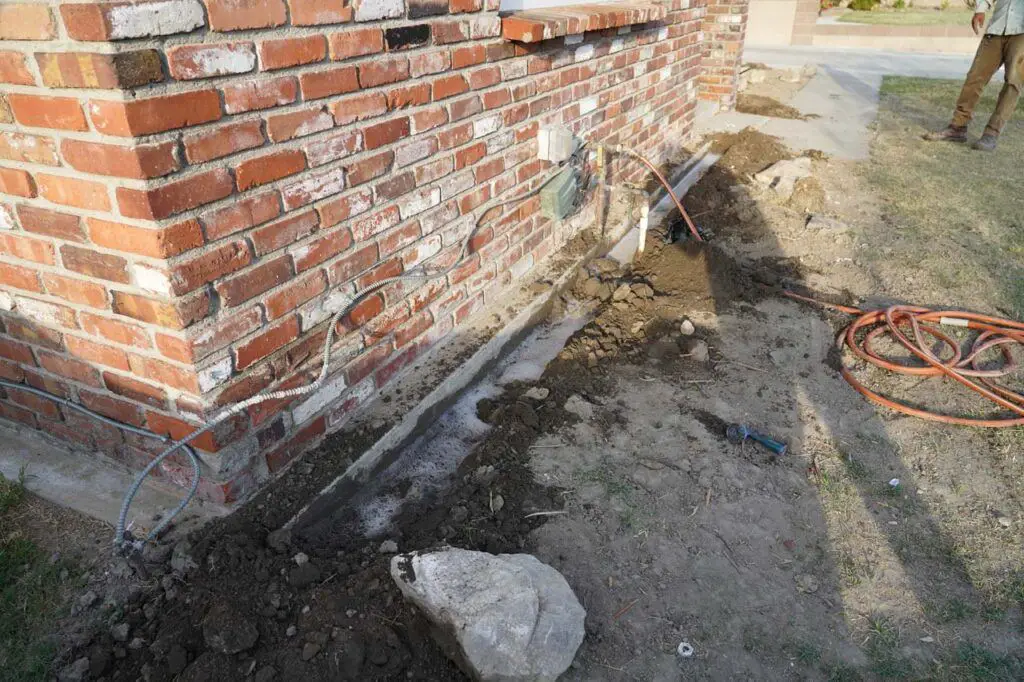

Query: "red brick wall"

xmin=699 ymin=0 xmax=749 ymax=108
xmin=0 ymin=0 xmax=717 ymax=505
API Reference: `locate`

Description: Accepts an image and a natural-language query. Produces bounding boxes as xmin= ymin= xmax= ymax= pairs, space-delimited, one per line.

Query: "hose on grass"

xmin=784 ymin=291 xmax=1024 ymax=427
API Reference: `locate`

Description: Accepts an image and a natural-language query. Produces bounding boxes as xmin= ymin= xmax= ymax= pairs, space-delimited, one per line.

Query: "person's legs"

xmin=953 ymin=36 xmax=1004 ymax=128
xmin=982 ymin=34 xmax=1024 ymax=136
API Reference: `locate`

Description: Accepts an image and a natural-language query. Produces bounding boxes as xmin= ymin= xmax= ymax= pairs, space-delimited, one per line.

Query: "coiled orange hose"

xmin=784 ymin=291 xmax=1024 ymax=427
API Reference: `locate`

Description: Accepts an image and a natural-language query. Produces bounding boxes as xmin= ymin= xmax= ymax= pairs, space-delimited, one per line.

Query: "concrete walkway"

xmin=695 ymin=46 xmax=977 ymax=160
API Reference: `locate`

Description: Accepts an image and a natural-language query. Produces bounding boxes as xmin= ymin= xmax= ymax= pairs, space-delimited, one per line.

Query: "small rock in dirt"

xmin=265 ymin=528 xmax=291 ymax=553
xmin=449 ymin=506 xmax=469 ymax=524
xmin=142 ymin=543 xmax=172 ymax=565
xmin=293 ymin=552 xmax=309 ymax=566
xmin=522 ymin=387 xmax=549 ymax=402
xmin=679 ymin=319 xmax=696 ymax=336
xmin=753 ymin=157 xmax=812 ymax=199
xmin=166 ymin=645 xmax=189 ymax=675
xmin=612 ymin=283 xmax=632 ymax=302
xmin=509 ymin=401 xmax=540 ymax=429
xmin=630 ymin=283 xmax=654 ymax=299
xmin=563 ymin=395 xmax=595 ymax=420
xmin=491 ymin=494 xmax=505 ymax=513
xmin=379 ymin=540 xmax=399 ymax=554
xmin=76 ymin=590 xmax=99 ymax=612
xmin=254 ymin=666 xmax=277 ymax=682
xmin=683 ymin=338 xmax=710 ymax=363
xmin=171 ymin=541 xmax=197 ymax=574
xmin=203 ymin=603 xmax=259 ymax=654
xmin=58 ymin=657 xmax=90 ymax=682
xmin=805 ymin=214 xmax=848 ymax=232
xmin=997 ymin=516 xmax=1012 ymax=528
xmin=581 ymin=277 xmax=602 ymax=299
xmin=788 ymin=176 xmax=825 ymax=214
xmin=110 ymin=622 xmax=130 ymax=642
xmin=747 ymin=69 xmax=766 ymax=84
xmin=289 ymin=562 xmax=321 ymax=588
xmin=473 ymin=465 xmax=497 ymax=485
xmin=286 ymin=625 xmax=297 ymax=637
xmin=795 ymin=574 xmax=819 ymax=594
xmin=597 ymin=283 xmax=614 ymax=301
xmin=128 ymin=637 xmax=146 ymax=650
xmin=390 ymin=549 xmax=585 ymax=682
xmin=589 ymin=258 xmax=619 ymax=275
xmin=301 ymin=642 xmax=322 ymax=661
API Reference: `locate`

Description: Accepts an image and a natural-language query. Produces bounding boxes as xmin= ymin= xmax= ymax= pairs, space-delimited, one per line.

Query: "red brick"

xmin=355 ymin=257 xmax=402 ymax=289
xmin=305 ymin=130 xmax=362 ymax=168
xmin=187 ymin=307 xmax=263 ymax=361
xmin=282 ymin=163 xmax=345 ymax=210
xmin=0 ymin=262 xmax=42 ymax=292
xmin=454 ymin=141 xmax=486 ymax=170
xmin=23 ymin=369 xmax=70 ymax=398
xmin=88 ymin=218 xmax=204 ymax=259
xmin=4 ymin=319 xmax=63 ymax=351
xmin=80 ymin=313 xmax=151 ymax=349
xmin=60 ymin=245 xmax=129 ymax=284
xmin=468 ymin=65 xmax=501 ymax=90
xmin=41 ymin=273 xmax=107 ymax=308
xmin=449 ymin=0 xmax=481 ymax=12
xmin=351 ymin=205 xmax=400 ymax=241
xmin=79 ymin=389 xmax=144 ymax=427
xmin=35 ymin=50 xmax=163 ymax=90
xmin=145 ymin=411 xmax=222 ymax=453
xmin=288 ymin=0 xmax=352 ymax=25
xmin=410 ymin=50 xmax=450 ymax=77
xmin=329 ymin=28 xmax=384 ymax=60
xmin=168 ymin=42 xmax=256 ymax=80
xmin=266 ymin=106 xmax=334 ymax=142
xmin=317 ymin=187 xmax=373 ymax=227
xmin=344 ymin=338 xmax=390 ymax=384
xmin=0 ymin=401 xmax=38 ymax=428
xmin=432 ymin=20 xmax=469 ymax=44
xmin=61 ymin=139 xmax=178 ymax=180
xmin=235 ymin=316 xmax=300 ymax=369
xmin=451 ymin=44 xmax=485 ymax=69
xmin=429 ymin=74 xmax=467 ymax=102
xmin=474 ymin=157 xmax=503 ymax=183
xmin=358 ymin=58 xmax=409 ymax=88
xmin=459 ymin=185 xmax=490 ymax=213
xmin=112 ymin=290 xmax=211 ymax=330
xmin=437 ymin=122 xmax=473 ymax=149
xmin=103 ymin=371 xmax=166 ymax=408
xmin=448 ymin=95 xmax=481 ymax=121
xmin=265 ymin=414 xmax=325 ymax=472
xmin=415 ymin=157 xmax=453 ymax=185
xmin=170 ymin=240 xmax=252 ymax=295
xmin=128 ymin=355 xmax=200 ymax=393
xmin=6 ymin=387 xmax=62 ymax=420
xmin=292 ymin=227 xmax=353 ymax=272
xmin=412 ymin=106 xmax=448 ymax=133
xmin=184 ymin=120 xmax=265 ymax=164
xmin=66 ymin=335 xmax=129 ymax=371
xmin=0 ymin=338 xmax=35 ymax=365
xmin=345 ymin=150 xmax=393 ymax=186
xmin=299 ymin=66 xmax=360 ymax=100
xmin=258 ymin=35 xmax=326 ymax=70
xmin=482 ymin=88 xmax=510 ymax=109
xmin=378 ymin=221 xmax=420 ymax=256
xmin=36 ymin=174 xmax=109 ymax=211
xmin=363 ymin=117 xmax=409 ymax=149
xmin=363 ymin=301 xmax=411 ymax=342
xmin=223 ymin=76 xmax=298 ymax=114
xmin=375 ymin=344 xmax=419 ymax=386
xmin=202 ymin=192 xmax=281 ymax=241
xmin=327 ymin=243 xmax=377 ymax=284
xmin=235 ymin=150 xmax=307 ymax=191
xmin=205 ymin=0 xmax=287 ymax=31
xmin=154 ymin=333 xmax=193 ymax=364
xmin=375 ymin=172 xmax=414 ymax=201
xmin=0 ymin=50 xmax=33 ymax=85
xmin=0 ymin=132 xmax=59 ymax=166
xmin=89 ymin=91 xmax=221 ymax=136
xmin=0 ymin=233 xmax=55 ymax=265
xmin=0 ymin=360 xmax=24 ymax=383
xmin=265 ymin=269 xmax=326 ymax=318
xmin=0 ymin=4 xmax=55 ymax=40
xmin=251 ymin=209 xmax=319 ymax=255
xmin=0 ymin=168 xmax=36 ymax=198
xmin=117 ymin=169 xmax=234 ymax=220
xmin=216 ymin=255 xmax=293 ymax=307
xmin=17 ymin=206 xmax=84 ymax=242
xmin=330 ymin=92 xmax=388 ymax=126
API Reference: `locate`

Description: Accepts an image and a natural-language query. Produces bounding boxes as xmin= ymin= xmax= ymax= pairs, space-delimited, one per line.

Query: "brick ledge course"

xmin=502 ymin=2 xmax=668 ymax=43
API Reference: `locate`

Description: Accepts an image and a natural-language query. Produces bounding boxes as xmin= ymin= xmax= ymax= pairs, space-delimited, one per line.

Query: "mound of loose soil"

xmin=709 ymin=127 xmax=792 ymax=178
xmin=736 ymin=94 xmax=807 ymax=120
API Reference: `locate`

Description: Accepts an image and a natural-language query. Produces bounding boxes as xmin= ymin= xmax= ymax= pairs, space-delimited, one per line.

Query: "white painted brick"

xmin=0 ymin=204 xmax=14 ymax=230
xmin=399 ymin=187 xmax=441 ymax=220
xmin=551 ymin=52 xmax=573 ymax=69
xmin=574 ymin=44 xmax=595 ymax=63
xmin=107 ymin=0 xmax=204 ymax=39
xmin=419 ymin=202 xmax=461 ymax=235
xmin=610 ymin=37 xmax=625 ymax=54
xmin=501 ymin=60 xmax=528 ymax=80
xmin=470 ymin=16 xmax=501 ymax=39
xmin=0 ymin=292 xmax=14 ymax=311
xmin=292 ymin=371 xmax=347 ymax=424
xmin=657 ymin=27 xmax=669 ymax=41
xmin=441 ymin=171 xmax=474 ymax=201
xmin=641 ymin=46 xmax=655 ymax=60
xmin=510 ymin=253 xmax=535 ymax=280
xmin=171 ymin=44 xmax=255 ymax=79
xmin=355 ymin=0 xmax=403 ymax=21
xmin=395 ymin=138 xmax=436 ymax=167
xmin=132 ymin=264 xmax=174 ymax=296
xmin=485 ymin=130 xmax=514 ymax=154
xmin=564 ymin=34 xmax=584 ymax=46
xmin=617 ymin=26 xmax=632 ymax=35
xmin=327 ymin=377 xmax=375 ymax=428
xmin=300 ymin=284 xmax=354 ymax=330
xmin=199 ymin=356 xmax=233 ymax=393
xmin=281 ymin=167 xmax=346 ymax=210
xmin=405 ymin=234 xmax=443 ymax=269
xmin=473 ymin=114 xmax=502 ymax=139
xmin=579 ymin=96 xmax=598 ymax=115
xmin=14 ymin=297 xmax=67 ymax=328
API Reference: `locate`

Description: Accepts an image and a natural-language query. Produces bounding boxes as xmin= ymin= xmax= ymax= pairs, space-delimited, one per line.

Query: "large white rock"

xmin=754 ymin=157 xmax=813 ymax=199
xmin=391 ymin=549 xmax=585 ymax=682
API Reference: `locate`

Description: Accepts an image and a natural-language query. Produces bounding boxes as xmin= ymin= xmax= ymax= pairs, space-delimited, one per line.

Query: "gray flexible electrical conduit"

xmin=1 ymin=150 xmax=586 ymax=553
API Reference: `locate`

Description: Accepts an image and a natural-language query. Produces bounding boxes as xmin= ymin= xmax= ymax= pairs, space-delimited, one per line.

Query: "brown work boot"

xmin=922 ymin=125 xmax=968 ymax=143
xmin=972 ymin=133 xmax=998 ymax=151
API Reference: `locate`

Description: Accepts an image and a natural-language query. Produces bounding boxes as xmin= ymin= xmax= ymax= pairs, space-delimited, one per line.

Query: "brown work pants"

xmin=952 ymin=33 xmax=1024 ymax=136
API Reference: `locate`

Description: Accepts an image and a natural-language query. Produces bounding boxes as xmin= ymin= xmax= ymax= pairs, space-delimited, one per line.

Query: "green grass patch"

xmin=0 ymin=473 xmax=73 ymax=682
xmin=838 ymin=8 xmax=973 ymax=26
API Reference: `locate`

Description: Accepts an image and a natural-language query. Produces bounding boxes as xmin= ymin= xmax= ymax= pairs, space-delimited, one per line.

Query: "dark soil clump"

xmin=736 ymin=93 xmax=808 ymax=120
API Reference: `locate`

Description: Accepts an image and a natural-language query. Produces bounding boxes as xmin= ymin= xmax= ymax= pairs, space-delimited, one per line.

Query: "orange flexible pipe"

xmin=783 ymin=291 xmax=1024 ymax=427
xmin=614 ymin=147 xmax=704 ymax=242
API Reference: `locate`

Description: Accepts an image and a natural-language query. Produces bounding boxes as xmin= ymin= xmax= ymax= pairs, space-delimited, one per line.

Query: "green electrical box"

xmin=539 ymin=167 xmax=580 ymax=221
